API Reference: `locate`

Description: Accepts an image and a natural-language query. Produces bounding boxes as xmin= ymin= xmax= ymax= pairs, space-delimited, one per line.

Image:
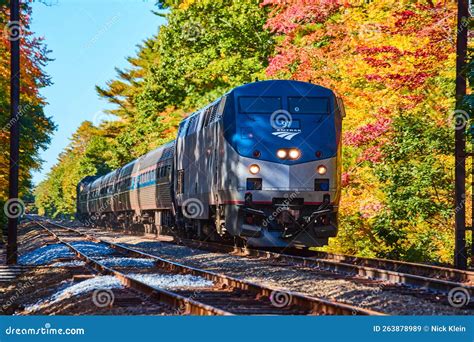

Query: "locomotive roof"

xmin=229 ymin=79 xmax=335 ymax=97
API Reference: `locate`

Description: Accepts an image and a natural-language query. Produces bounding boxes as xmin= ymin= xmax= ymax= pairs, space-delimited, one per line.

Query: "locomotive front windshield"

xmin=238 ymin=96 xmax=282 ymax=114
xmin=238 ymin=96 xmax=330 ymax=115
xmin=288 ymin=97 xmax=329 ymax=114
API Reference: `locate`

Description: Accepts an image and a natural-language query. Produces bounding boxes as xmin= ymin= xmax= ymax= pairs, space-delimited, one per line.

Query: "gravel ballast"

xmin=73 ymin=227 xmax=474 ymax=316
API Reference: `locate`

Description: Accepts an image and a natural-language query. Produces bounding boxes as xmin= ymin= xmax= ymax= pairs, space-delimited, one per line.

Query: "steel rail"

xmin=294 ymin=250 xmax=474 ymax=284
xmin=43 ymin=220 xmax=385 ymax=316
xmin=136 ymin=234 xmax=474 ymax=294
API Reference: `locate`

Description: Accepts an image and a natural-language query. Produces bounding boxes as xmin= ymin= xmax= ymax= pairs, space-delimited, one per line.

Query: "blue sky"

xmin=30 ymin=0 xmax=165 ymax=185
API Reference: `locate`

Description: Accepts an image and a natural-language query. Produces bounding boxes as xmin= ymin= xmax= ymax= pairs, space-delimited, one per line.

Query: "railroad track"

xmin=31 ymin=218 xmax=384 ymax=316
xmin=36 ymin=222 xmax=227 ymax=315
xmin=53 ymin=220 xmax=473 ymax=296
xmin=163 ymin=237 xmax=474 ymax=295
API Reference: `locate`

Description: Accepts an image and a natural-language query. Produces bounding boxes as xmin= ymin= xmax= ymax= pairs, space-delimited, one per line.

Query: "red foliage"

xmin=394 ymin=10 xmax=416 ymax=28
xmin=401 ymin=94 xmax=424 ymax=109
xmin=266 ymin=36 xmax=299 ymax=76
xmin=363 ymin=57 xmax=391 ymax=68
xmin=262 ymin=0 xmax=341 ymax=34
xmin=0 ymin=6 xmax=50 ymax=101
xmin=385 ymin=72 xmax=431 ymax=90
xmin=344 ymin=116 xmax=392 ymax=147
xmin=359 ymin=145 xmax=383 ymax=163
xmin=341 ymin=172 xmax=350 ymax=187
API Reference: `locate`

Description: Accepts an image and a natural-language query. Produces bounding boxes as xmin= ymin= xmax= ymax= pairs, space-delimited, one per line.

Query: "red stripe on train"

xmin=220 ymin=200 xmax=329 ymax=205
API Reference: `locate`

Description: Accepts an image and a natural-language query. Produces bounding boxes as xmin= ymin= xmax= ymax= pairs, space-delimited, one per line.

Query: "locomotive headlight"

xmin=317 ymin=165 xmax=327 ymax=175
xmin=288 ymin=148 xmax=301 ymax=160
xmin=249 ymin=164 xmax=260 ymax=175
xmin=276 ymin=149 xmax=287 ymax=159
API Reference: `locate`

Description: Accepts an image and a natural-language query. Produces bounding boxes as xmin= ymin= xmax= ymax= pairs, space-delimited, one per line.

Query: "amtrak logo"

xmin=269 ymin=109 xmax=301 ymax=140
xmin=272 ymin=130 xmax=301 ymax=140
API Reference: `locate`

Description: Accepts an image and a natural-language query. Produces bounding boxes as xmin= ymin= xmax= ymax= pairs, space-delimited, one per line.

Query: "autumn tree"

xmin=0 ymin=3 xmax=55 ymax=237
xmin=263 ymin=0 xmax=459 ymax=262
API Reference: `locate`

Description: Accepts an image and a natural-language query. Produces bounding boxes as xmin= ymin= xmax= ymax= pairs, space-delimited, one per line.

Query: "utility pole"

xmin=454 ymin=0 xmax=469 ymax=270
xmin=6 ymin=0 xmax=20 ymax=265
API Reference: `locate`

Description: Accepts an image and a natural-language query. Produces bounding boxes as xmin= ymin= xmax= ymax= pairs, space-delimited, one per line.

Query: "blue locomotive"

xmin=77 ymin=80 xmax=345 ymax=247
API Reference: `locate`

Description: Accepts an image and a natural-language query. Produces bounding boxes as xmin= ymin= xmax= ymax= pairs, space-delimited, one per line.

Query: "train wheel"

xmin=234 ymin=236 xmax=247 ymax=249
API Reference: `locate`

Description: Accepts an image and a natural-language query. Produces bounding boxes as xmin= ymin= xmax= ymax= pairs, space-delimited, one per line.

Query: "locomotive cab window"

xmin=186 ymin=114 xmax=200 ymax=135
xmin=239 ymin=96 xmax=281 ymax=114
xmin=177 ymin=120 xmax=188 ymax=138
xmin=288 ymin=97 xmax=329 ymax=114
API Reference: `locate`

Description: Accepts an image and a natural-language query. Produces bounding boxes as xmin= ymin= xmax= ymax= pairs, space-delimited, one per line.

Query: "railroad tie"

xmin=0 ymin=265 xmax=26 ymax=283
